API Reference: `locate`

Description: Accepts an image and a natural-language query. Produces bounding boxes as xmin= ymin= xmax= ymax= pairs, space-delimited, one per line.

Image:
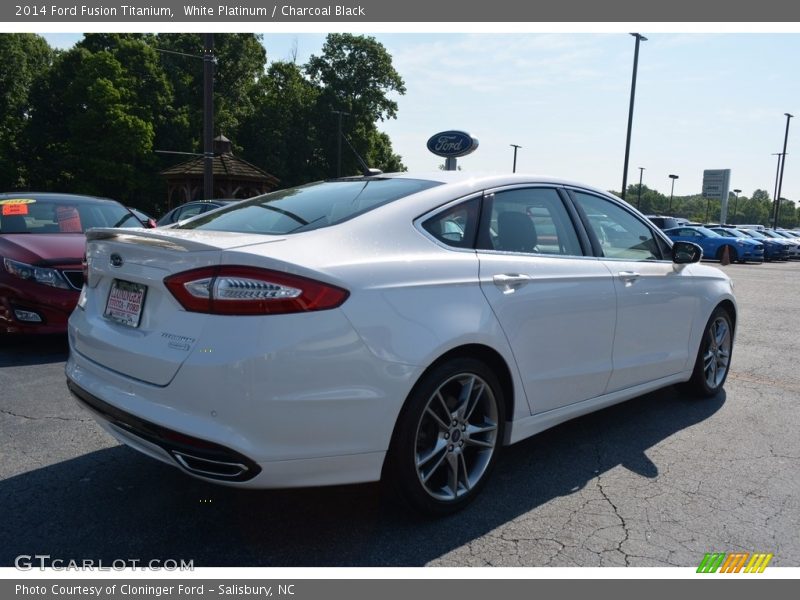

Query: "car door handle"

xmin=493 ymin=273 xmax=532 ymax=292
xmin=618 ymin=271 xmax=641 ymax=282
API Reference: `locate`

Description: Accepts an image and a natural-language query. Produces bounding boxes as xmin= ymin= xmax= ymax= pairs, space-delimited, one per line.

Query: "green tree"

xmin=155 ymin=33 xmax=267 ymax=153
xmin=238 ymin=61 xmax=320 ymax=186
xmin=777 ymin=199 xmax=797 ymax=228
xmin=26 ymin=35 xmax=172 ymax=211
xmin=0 ymin=34 xmax=53 ymax=189
xmin=306 ymin=34 xmax=406 ymax=176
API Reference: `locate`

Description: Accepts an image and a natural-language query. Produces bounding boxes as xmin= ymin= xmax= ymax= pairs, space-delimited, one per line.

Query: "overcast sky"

xmin=43 ymin=32 xmax=800 ymax=201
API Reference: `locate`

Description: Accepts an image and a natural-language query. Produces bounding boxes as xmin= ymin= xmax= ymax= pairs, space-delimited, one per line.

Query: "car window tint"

xmin=478 ymin=188 xmax=583 ymax=256
xmin=179 ymin=178 xmax=441 ymax=234
xmin=421 ymin=197 xmax=480 ymax=248
xmin=572 ymin=191 xmax=663 ymax=261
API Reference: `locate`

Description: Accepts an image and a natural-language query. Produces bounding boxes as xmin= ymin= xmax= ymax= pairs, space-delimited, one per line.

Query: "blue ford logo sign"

xmin=426 ymin=130 xmax=479 ymax=158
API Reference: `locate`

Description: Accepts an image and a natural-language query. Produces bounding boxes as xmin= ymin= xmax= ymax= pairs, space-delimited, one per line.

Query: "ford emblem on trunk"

xmin=426 ymin=130 xmax=479 ymax=158
xmin=109 ymin=253 xmax=124 ymax=268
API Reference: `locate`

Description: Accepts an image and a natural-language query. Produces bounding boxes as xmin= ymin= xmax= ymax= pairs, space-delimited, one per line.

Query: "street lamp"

xmin=620 ymin=33 xmax=647 ymax=201
xmin=510 ymin=144 xmax=522 ymax=173
xmin=774 ymin=113 xmax=793 ymax=228
xmin=668 ymin=174 xmax=679 ymax=213
xmin=636 ymin=167 xmax=645 ymax=209
xmin=732 ymin=189 xmax=741 ymax=223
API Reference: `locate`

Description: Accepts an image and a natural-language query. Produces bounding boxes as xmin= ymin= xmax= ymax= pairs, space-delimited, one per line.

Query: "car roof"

xmin=341 ymin=172 xmax=618 ymax=202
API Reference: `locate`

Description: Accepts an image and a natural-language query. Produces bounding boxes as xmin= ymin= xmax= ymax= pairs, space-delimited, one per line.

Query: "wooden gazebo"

xmin=160 ymin=135 xmax=280 ymax=210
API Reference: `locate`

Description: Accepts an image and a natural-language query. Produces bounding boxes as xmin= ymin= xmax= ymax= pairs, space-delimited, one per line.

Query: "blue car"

xmin=735 ymin=228 xmax=788 ymax=261
xmin=708 ymin=227 xmax=766 ymax=263
xmin=664 ymin=226 xmax=764 ymax=263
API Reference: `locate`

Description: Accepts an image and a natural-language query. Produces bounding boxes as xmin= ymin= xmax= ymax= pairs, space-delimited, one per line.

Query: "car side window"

xmin=572 ymin=191 xmax=664 ymax=261
xmin=421 ymin=197 xmax=480 ymax=248
xmin=477 ymin=188 xmax=583 ymax=256
xmin=175 ymin=204 xmax=204 ymax=222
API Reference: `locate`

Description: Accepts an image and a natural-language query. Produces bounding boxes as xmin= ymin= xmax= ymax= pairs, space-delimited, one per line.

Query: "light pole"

xmin=331 ymin=110 xmax=350 ymax=178
xmin=636 ymin=167 xmax=645 ymax=209
xmin=732 ymin=189 xmax=741 ymax=223
xmin=774 ymin=113 xmax=793 ymax=228
xmin=621 ymin=33 xmax=647 ymax=201
xmin=510 ymin=144 xmax=522 ymax=173
xmin=668 ymin=174 xmax=679 ymax=213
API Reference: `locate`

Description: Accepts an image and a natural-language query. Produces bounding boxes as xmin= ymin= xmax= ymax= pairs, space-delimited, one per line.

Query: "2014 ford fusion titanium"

xmin=66 ymin=173 xmax=736 ymax=514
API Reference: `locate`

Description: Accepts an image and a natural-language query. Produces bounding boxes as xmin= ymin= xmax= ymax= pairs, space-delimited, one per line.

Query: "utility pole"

xmin=774 ymin=113 xmax=793 ymax=228
xmin=621 ymin=33 xmax=647 ymax=200
xmin=203 ymin=33 xmax=214 ymax=200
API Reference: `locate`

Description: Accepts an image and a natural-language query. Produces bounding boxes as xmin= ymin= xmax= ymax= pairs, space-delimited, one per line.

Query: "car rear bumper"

xmin=66 ymin=308 xmax=418 ymax=488
xmin=68 ymin=375 xmax=387 ymax=488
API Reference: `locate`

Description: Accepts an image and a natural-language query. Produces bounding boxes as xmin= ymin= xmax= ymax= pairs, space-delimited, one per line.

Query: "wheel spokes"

xmin=413 ymin=372 xmax=500 ymax=502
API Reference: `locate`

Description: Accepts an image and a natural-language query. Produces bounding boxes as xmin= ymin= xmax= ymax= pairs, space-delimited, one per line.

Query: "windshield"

xmin=0 ymin=197 xmax=139 ymax=234
xmin=742 ymin=229 xmax=766 ymax=239
xmin=178 ymin=178 xmax=441 ymax=235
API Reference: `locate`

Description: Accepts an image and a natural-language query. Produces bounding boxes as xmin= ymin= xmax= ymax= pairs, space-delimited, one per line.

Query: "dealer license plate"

xmin=104 ymin=279 xmax=146 ymax=328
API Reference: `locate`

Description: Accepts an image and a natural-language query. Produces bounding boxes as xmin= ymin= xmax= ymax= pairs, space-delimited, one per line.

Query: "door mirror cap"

xmin=672 ymin=241 xmax=703 ymax=264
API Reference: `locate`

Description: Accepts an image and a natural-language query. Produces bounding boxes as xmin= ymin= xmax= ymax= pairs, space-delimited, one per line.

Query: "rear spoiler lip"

xmin=85 ymin=227 xmax=285 ymax=252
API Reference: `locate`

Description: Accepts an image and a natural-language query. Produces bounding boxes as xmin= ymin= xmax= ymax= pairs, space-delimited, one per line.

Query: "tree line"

xmin=0 ymin=33 xmax=406 ymax=216
xmin=617 ymin=185 xmax=799 ymax=228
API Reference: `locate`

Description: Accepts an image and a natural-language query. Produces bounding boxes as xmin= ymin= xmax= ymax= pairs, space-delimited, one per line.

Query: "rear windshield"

xmin=0 ymin=197 xmax=139 ymax=234
xmin=177 ymin=178 xmax=441 ymax=235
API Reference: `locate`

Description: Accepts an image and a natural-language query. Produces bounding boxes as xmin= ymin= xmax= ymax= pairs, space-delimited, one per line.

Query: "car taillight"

xmin=164 ymin=266 xmax=349 ymax=315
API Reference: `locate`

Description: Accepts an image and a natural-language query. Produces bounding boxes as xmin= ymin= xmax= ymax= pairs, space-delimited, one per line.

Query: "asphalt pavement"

xmin=1 ymin=260 xmax=798 ymax=567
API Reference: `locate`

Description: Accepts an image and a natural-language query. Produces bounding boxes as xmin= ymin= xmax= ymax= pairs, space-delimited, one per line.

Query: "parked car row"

xmin=645 ymin=215 xmax=800 ymax=264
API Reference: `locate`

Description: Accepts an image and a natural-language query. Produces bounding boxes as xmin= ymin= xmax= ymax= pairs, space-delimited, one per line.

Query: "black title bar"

xmin=4 ymin=0 xmax=800 ymax=22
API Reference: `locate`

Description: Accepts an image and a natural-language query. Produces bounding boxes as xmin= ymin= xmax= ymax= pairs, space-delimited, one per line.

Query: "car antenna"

xmin=340 ymin=132 xmax=383 ymax=177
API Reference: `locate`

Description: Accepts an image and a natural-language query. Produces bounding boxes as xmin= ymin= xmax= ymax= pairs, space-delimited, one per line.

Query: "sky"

xmin=42 ymin=32 xmax=800 ymax=201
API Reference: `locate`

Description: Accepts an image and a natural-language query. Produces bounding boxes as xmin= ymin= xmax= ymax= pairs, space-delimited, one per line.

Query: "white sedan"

xmin=66 ymin=172 xmax=736 ymax=514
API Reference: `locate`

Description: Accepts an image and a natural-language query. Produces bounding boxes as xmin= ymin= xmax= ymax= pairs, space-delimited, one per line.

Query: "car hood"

xmin=0 ymin=233 xmax=86 ymax=265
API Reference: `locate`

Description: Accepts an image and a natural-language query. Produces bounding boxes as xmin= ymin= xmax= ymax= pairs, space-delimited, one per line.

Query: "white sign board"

xmin=702 ymin=169 xmax=731 ymax=223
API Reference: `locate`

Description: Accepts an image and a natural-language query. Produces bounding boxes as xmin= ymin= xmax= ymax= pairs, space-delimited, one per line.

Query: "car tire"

xmin=385 ymin=357 xmax=505 ymax=515
xmin=683 ymin=306 xmax=734 ymax=398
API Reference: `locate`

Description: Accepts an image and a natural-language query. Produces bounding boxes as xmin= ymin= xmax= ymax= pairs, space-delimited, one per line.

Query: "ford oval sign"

xmin=427 ymin=131 xmax=479 ymax=158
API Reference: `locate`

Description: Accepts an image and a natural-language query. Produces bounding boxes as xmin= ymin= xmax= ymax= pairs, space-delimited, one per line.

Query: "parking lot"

xmin=1 ymin=260 xmax=799 ymax=568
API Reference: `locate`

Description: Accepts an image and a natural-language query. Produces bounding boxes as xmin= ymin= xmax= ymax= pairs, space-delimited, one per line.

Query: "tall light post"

xmin=621 ymin=33 xmax=647 ymax=201
xmin=636 ymin=167 xmax=645 ymax=209
xmin=331 ymin=110 xmax=350 ymax=177
xmin=774 ymin=113 xmax=793 ymax=228
xmin=668 ymin=174 xmax=679 ymax=213
xmin=510 ymin=144 xmax=522 ymax=173
xmin=732 ymin=189 xmax=741 ymax=223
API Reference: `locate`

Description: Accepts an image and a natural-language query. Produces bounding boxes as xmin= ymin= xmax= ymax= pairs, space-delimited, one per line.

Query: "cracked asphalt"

xmin=1 ymin=261 xmax=798 ymax=567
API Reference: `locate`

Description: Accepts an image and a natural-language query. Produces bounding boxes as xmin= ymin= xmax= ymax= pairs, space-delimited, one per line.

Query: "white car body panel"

xmin=67 ymin=172 xmax=736 ymax=489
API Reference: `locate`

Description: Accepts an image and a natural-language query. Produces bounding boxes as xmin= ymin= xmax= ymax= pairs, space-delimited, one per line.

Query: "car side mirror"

xmin=146 ymin=218 xmax=157 ymax=229
xmin=672 ymin=241 xmax=702 ymax=264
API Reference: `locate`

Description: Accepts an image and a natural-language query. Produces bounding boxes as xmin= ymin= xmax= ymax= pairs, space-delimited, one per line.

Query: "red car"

xmin=0 ymin=192 xmax=145 ymax=334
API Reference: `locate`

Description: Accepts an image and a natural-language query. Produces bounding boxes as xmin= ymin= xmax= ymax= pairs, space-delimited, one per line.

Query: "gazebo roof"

xmin=160 ymin=135 xmax=280 ymax=187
